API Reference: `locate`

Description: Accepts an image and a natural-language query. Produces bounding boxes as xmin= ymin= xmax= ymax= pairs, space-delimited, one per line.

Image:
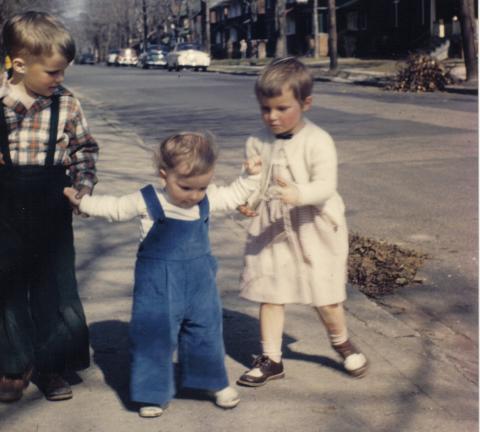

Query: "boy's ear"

xmin=302 ymin=96 xmax=313 ymax=112
xmin=11 ymin=57 xmax=27 ymax=74
xmin=159 ymin=169 xmax=167 ymax=179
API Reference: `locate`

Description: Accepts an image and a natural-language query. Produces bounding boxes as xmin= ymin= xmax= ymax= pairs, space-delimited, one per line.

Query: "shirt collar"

xmin=0 ymin=83 xmax=70 ymax=114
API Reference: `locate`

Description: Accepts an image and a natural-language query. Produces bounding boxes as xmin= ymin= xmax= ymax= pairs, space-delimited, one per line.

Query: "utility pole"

xmin=458 ymin=0 xmax=478 ymax=81
xmin=142 ymin=0 xmax=148 ymax=53
xmin=312 ymin=0 xmax=319 ymax=58
xmin=327 ymin=0 xmax=337 ymax=70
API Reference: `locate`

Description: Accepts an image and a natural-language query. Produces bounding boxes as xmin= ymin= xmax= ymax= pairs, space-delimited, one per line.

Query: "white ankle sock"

xmin=262 ymin=340 xmax=282 ymax=363
xmin=329 ymin=329 xmax=348 ymax=347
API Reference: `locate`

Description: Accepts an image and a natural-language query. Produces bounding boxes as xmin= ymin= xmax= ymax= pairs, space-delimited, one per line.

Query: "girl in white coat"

xmin=237 ymin=58 xmax=368 ymax=387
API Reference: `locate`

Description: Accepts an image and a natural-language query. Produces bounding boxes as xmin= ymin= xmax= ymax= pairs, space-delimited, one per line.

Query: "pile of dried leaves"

xmin=386 ymin=53 xmax=454 ymax=92
xmin=348 ymin=233 xmax=427 ymax=297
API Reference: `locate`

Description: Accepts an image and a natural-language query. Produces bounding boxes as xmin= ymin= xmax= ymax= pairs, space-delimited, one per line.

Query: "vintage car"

xmin=166 ymin=43 xmax=210 ymax=72
xmin=137 ymin=48 xmax=168 ymax=69
xmin=115 ymin=48 xmax=138 ymax=66
xmin=77 ymin=53 xmax=95 ymax=65
xmin=106 ymin=49 xmax=120 ymax=66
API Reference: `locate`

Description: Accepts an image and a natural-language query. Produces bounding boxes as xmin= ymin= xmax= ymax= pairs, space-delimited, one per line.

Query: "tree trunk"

xmin=204 ymin=0 xmax=211 ymax=55
xmin=328 ymin=0 xmax=337 ymax=71
xmin=275 ymin=0 xmax=287 ymax=57
xmin=458 ymin=0 xmax=478 ymax=81
xmin=312 ymin=0 xmax=319 ymax=58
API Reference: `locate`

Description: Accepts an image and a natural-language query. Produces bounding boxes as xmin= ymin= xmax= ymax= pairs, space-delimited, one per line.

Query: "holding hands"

xmin=64 ymin=186 xmax=91 ymax=215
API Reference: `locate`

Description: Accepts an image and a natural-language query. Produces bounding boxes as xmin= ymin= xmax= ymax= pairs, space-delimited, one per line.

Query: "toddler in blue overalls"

xmin=64 ymin=132 xmax=261 ymax=418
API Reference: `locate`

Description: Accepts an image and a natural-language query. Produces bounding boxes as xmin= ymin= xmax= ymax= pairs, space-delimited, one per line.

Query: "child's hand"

xmin=269 ymin=177 xmax=300 ymax=205
xmin=237 ymin=203 xmax=257 ymax=217
xmin=243 ymin=156 xmax=262 ymax=175
xmin=63 ymin=187 xmax=82 ymax=207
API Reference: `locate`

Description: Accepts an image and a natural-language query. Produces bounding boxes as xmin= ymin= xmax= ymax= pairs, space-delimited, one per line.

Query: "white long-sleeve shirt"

xmin=80 ymin=174 xmax=258 ymax=240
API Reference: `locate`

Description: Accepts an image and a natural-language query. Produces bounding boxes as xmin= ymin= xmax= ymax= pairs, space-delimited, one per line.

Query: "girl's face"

xmin=160 ymin=164 xmax=214 ymax=208
xmin=259 ymin=85 xmax=312 ymax=136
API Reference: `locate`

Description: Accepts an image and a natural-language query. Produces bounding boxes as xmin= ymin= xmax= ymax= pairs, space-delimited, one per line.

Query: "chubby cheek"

xmin=281 ymin=110 xmax=299 ymax=127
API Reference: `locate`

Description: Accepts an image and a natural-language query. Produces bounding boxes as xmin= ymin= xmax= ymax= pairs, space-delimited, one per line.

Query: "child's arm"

xmin=207 ymin=157 xmax=261 ymax=213
xmin=66 ymin=98 xmax=99 ymax=194
xmin=63 ymin=187 xmax=145 ymax=222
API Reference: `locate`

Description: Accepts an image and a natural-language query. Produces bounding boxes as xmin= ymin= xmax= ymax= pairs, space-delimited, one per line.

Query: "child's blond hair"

xmin=255 ymin=57 xmax=313 ymax=103
xmin=3 ymin=11 xmax=75 ymax=62
xmin=154 ymin=132 xmax=218 ymax=177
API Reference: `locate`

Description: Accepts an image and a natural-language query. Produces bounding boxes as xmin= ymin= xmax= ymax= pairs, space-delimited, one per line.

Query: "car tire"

xmin=201 ymin=67 xmax=207 ymax=72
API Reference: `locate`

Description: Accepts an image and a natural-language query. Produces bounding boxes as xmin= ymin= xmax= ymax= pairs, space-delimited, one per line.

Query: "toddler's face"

xmin=160 ymin=164 xmax=214 ymax=208
xmin=258 ymin=86 xmax=312 ymax=136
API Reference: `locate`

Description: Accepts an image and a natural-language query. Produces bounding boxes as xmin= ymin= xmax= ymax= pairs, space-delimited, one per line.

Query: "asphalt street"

xmin=0 ymin=64 xmax=477 ymax=432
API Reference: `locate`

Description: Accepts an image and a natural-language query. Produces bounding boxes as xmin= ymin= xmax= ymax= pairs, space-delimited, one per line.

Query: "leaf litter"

xmin=348 ymin=233 xmax=427 ymax=297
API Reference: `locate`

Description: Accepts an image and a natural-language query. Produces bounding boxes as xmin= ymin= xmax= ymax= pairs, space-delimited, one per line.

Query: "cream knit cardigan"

xmin=241 ymin=119 xmax=349 ymax=306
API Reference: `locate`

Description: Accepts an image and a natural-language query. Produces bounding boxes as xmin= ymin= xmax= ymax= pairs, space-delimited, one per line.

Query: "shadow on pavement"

xmin=89 ymin=320 xmax=134 ymax=411
xmin=222 ymin=308 xmax=344 ymax=374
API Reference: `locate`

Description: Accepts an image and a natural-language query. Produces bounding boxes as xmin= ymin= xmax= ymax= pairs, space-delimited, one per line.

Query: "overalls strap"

xmin=44 ymin=96 xmax=60 ymax=167
xmin=0 ymin=96 xmax=60 ymax=167
xmin=140 ymin=185 xmax=165 ymax=221
xmin=0 ymin=102 xmax=13 ymax=166
xmin=198 ymin=196 xmax=210 ymax=222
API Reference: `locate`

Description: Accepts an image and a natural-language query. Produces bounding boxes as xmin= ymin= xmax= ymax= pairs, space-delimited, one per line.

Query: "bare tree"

xmin=327 ymin=0 xmax=337 ymax=70
xmin=1 ymin=0 xmax=64 ymax=52
xmin=312 ymin=0 xmax=319 ymax=58
xmin=275 ymin=0 xmax=287 ymax=57
xmin=458 ymin=0 xmax=478 ymax=81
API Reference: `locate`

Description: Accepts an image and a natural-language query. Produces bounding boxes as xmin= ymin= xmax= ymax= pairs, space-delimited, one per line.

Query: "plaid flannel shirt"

xmin=0 ymin=84 xmax=98 ymax=190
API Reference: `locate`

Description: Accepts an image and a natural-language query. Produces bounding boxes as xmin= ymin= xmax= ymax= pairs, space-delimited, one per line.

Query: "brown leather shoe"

xmin=41 ymin=373 xmax=73 ymax=401
xmin=0 ymin=376 xmax=25 ymax=403
xmin=237 ymin=355 xmax=285 ymax=387
xmin=333 ymin=340 xmax=368 ymax=378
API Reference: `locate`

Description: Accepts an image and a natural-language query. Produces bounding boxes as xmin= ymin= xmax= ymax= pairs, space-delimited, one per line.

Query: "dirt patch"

xmin=348 ymin=233 xmax=427 ymax=297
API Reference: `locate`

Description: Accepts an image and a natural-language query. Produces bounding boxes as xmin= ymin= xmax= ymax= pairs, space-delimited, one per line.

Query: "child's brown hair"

xmin=3 ymin=11 xmax=76 ymax=62
xmin=154 ymin=132 xmax=218 ymax=177
xmin=255 ymin=57 xmax=313 ymax=103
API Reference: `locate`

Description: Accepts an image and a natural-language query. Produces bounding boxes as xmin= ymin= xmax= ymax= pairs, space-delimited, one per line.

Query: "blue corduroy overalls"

xmin=129 ymin=185 xmax=229 ymax=406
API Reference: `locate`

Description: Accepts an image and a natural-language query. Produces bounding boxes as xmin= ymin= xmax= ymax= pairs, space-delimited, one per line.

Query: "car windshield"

xmin=149 ymin=44 xmax=169 ymax=53
xmin=119 ymin=49 xmax=136 ymax=56
xmin=177 ymin=43 xmax=203 ymax=51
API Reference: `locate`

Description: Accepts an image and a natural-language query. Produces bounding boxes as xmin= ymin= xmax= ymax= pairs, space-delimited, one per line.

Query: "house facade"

xmin=206 ymin=0 xmax=475 ymax=59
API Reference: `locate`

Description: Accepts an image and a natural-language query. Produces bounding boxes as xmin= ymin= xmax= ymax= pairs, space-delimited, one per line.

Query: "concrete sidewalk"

xmin=0 ymin=96 xmax=477 ymax=432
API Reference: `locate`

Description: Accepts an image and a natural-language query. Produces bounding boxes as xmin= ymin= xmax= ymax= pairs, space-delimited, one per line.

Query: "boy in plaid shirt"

xmin=0 ymin=11 xmax=98 ymax=402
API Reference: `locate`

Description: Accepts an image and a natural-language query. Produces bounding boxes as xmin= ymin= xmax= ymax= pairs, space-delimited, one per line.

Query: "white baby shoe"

xmin=213 ymin=386 xmax=240 ymax=409
xmin=139 ymin=405 xmax=164 ymax=418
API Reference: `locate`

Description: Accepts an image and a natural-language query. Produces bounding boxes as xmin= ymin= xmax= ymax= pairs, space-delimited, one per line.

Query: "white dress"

xmin=240 ymin=124 xmax=348 ymax=307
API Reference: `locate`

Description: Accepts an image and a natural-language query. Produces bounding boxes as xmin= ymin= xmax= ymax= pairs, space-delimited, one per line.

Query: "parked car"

xmin=115 ymin=48 xmax=138 ymax=66
xmin=137 ymin=49 xmax=167 ymax=69
xmin=78 ymin=53 xmax=95 ymax=65
xmin=106 ymin=49 xmax=119 ymax=66
xmin=166 ymin=43 xmax=210 ymax=72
